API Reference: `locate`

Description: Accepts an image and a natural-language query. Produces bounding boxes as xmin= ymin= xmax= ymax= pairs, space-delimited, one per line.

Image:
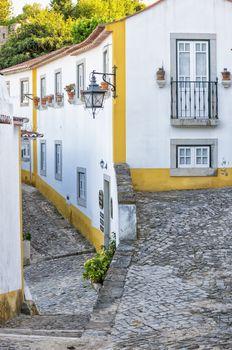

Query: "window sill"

xmin=170 ymin=168 xmax=218 ymax=177
xmin=171 ymin=118 xmax=219 ymax=127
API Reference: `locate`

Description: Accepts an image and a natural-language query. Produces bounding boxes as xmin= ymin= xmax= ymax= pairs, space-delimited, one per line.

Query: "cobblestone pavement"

xmin=0 ymin=185 xmax=98 ymax=347
xmin=112 ymin=188 xmax=232 ymax=349
xmin=22 ymin=185 xmax=93 ymax=263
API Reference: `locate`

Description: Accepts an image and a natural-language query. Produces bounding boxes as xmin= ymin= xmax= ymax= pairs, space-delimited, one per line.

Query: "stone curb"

xmin=83 ymin=241 xmax=135 ymax=337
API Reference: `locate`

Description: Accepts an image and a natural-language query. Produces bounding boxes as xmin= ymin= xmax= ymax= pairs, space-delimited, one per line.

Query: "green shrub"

xmin=25 ymin=232 xmax=31 ymax=241
xmin=83 ymin=240 xmax=116 ymax=284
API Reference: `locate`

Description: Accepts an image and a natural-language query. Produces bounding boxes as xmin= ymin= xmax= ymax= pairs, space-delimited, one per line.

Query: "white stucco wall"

xmin=126 ymin=0 xmax=232 ymax=169
xmin=4 ymin=71 xmax=33 ymax=172
xmin=36 ymin=34 xmax=119 ymax=242
xmin=0 ymin=78 xmax=22 ymax=294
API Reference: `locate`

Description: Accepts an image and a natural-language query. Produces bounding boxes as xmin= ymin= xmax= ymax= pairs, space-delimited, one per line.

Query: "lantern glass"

xmin=83 ymin=73 xmax=107 ymax=115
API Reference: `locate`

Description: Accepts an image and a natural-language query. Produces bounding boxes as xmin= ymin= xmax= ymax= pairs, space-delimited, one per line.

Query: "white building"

xmin=3 ymin=0 xmax=232 ymax=249
xmin=0 ymin=75 xmax=24 ymax=323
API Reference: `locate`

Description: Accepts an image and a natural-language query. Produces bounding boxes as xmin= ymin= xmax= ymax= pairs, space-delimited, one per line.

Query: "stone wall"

xmin=114 ymin=163 xmax=137 ymax=242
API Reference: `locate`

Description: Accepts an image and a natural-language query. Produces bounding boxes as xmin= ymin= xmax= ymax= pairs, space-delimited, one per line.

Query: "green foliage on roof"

xmin=0 ymin=0 xmax=145 ymax=70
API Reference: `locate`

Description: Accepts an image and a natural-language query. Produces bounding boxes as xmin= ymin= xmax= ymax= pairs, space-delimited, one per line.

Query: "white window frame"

xmin=20 ymin=78 xmax=29 ymax=106
xmin=40 ymin=75 xmax=46 ymax=99
xmin=77 ymin=167 xmax=87 ymax=207
xmin=6 ymin=81 xmax=10 ymax=95
xmin=103 ymin=46 xmax=110 ymax=82
xmin=40 ymin=140 xmax=46 ymax=176
xmin=178 ymin=146 xmax=210 ymax=169
xmin=55 ymin=141 xmax=62 ymax=181
xmin=54 ymin=69 xmax=62 ymax=95
xmin=76 ymin=60 xmax=85 ymax=100
xmin=170 ymin=139 xmax=218 ymax=177
xmin=21 ymin=140 xmax=30 ymax=162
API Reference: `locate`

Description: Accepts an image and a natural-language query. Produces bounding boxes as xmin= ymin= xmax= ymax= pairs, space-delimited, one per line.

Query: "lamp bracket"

xmin=91 ymin=65 xmax=117 ymax=98
xmin=24 ymin=93 xmax=36 ymax=101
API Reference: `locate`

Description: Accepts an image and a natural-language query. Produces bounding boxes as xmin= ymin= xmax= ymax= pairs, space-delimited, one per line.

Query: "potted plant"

xmin=47 ymin=94 xmax=54 ymax=105
xmin=41 ymin=96 xmax=48 ymax=107
xmin=156 ymin=67 xmax=166 ymax=88
xmin=33 ymin=96 xmax=40 ymax=108
xmin=222 ymin=68 xmax=231 ymax=88
xmin=65 ymin=84 xmax=76 ymax=101
xmin=222 ymin=68 xmax=231 ymax=80
xmin=56 ymin=93 xmax=63 ymax=105
xmin=156 ymin=67 xmax=165 ymax=80
xmin=100 ymin=81 xmax=109 ymax=90
xmin=24 ymin=232 xmax=31 ymax=266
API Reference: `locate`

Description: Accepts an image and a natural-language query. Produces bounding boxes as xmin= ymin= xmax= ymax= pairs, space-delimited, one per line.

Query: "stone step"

xmin=0 ymin=333 xmax=112 ymax=350
xmin=0 ymin=328 xmax=83 ymax=338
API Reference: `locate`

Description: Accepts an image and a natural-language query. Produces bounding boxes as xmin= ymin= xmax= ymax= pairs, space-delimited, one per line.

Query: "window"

xmin=77 ymin=167 xmax=87 ymax=207
xmin=77 ymin=62 xmax=85 ymax=99
xmin=20 ymin=79 xmax=29 ymax=105
xmin=103 ymin=47 xmax=110 ymax=83
xmin=170 ymin=34 xmax=217 ymax=122
xmin=55 ymin=70 xmax=62 ymax=95
xmin=40 ymin=76 xmax=46 ymax=98
xmin=6 ymin=81 xmax=10 ymax=95
xmin=55 ymin=141 xmax=62 ymax=181
xmin=178 ymin=146 xmax=210 ymax=168
xmin=40 ymin=141 xmax=46 ymax=176
xmin=21 ymin=140 xmax=30 ymax=162
xmin=170 ymin=139 xmax=218 ymax=177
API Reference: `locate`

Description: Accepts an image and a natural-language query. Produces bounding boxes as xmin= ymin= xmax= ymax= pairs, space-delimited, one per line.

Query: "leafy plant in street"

xmin=25 ymin=232 xmax=31 ymax=241
xmin=83 ymin=240 xmax=116 ymax=284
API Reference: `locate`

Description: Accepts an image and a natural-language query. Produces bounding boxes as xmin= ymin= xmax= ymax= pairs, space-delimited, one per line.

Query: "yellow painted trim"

xmin=32 ymin=69 xmax=38 ymax=185
xmin=0 ymin=289 xmax=23 ymax=324
xmin=131 ymin=168 xmax=232 ymax=191
xmin=18 ymin=129 xmax=24 ymax=295
xmin=36 ymin=176 xmax=104 ymax=251
xmin=106 ymin=21 xmax=126 ymax=163
xmin=21 ymin=169 xmax=31 ymax=185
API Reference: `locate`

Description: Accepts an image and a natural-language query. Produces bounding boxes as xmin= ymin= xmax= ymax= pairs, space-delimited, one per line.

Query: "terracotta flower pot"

xmin=56 ymin=94 xmax=63 ymax=103
xmin=33 ymin=97 xmax=40 ymax=108
xmin=41 ymin=97 xmax=47 ymax=106
xmin=100 ymin=81 xmax=109 ymax=90
xmin=222 ymin=69 xmax=231 ymax=80
xmin=156 ymin=67 xmax=165 ymax=80
xmin=47 ymin=95 xmax=54 ymax=104
xmin=68 ymin=91 xmax=75 ymax=100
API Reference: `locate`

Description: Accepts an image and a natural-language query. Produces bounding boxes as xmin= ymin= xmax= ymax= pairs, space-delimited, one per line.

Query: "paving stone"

xmin=111 ymin=188 xmax=232 ymax=348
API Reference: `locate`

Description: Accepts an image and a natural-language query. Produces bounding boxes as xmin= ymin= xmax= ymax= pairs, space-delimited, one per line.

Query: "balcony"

xmin=171 ymin=80 xmax=219 ymax=127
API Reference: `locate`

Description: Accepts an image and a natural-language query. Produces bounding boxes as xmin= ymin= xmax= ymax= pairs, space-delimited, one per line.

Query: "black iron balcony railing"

xmin=171 ymin=79 xmax=218 ymax=120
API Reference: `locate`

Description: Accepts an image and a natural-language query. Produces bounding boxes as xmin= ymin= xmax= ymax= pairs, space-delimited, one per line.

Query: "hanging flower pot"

xmin=222 ymin=68 xmax=231 ymax=80
xmin=47 ymin=94 xmax=54 ymax=104
xmin=222 ymin=69 xmax=231 ymax=88
xmin=33 ymin=96 xmax=40 ymax=108
xmin=100 ymin=81 xmax=109 ymax=90
xmin=41 ymin=97 xmax=47 ymax=107
xmin=56 ymin=93 xmax=63 ymax=104
xmin=156 ymin=67 xmax=165 ymax=81
xmin=65 ymin=84 xmax=75 ymax=101
xmin=68 ymin=91 xmax=75 ymax=100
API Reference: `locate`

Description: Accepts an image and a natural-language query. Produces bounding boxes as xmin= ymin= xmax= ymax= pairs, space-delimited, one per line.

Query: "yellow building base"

xmin=36 ymin=176 xmax=104 ymax=251
xmin=131 ymin=168 xmax=232 ymax=192
xmin=0 ymin=290 xmax=23 ymax=324
xmin=21 ymin=170 xmax=36 ymax=186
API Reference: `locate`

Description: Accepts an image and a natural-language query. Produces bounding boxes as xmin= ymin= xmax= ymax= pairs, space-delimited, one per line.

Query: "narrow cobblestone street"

xmin=0 ymin=186 xmax=232 ymax=349
xmin=0 ymin=185 xmax=99 ymax=349
xmin=112 ymin=188 xmax=232 ymax=349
